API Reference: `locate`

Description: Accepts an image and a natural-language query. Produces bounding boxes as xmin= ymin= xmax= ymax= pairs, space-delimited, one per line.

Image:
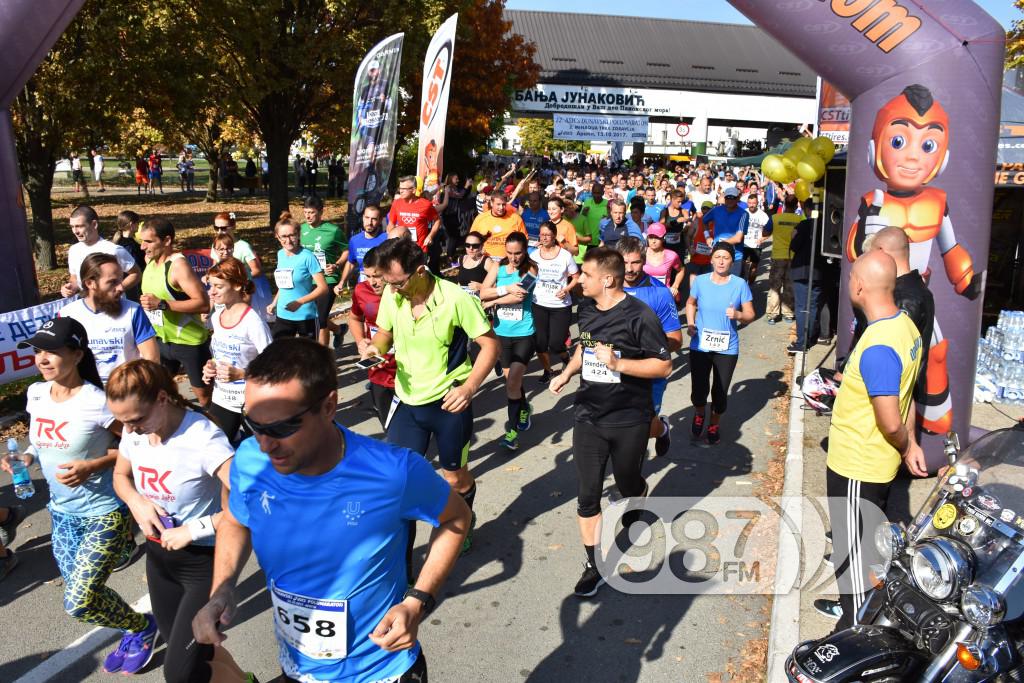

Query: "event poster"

xmin=347 ymin=32 xmax=404 ymax=230
xmin=0 ymin=295 xmax=75 ymax=385
xmin=817 ymin=79 xmax=851 ymax=148
xmin=416 ymin=14 xmax=457 ymax=196
xmin=553 ymin=114 xmax=648 ymax=142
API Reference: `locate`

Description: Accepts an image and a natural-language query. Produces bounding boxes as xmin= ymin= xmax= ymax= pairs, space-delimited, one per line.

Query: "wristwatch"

xmin=158 ymin=300 xmax=168 ymax=311
xmin=402 ymin=587 xmax=436 ymax=616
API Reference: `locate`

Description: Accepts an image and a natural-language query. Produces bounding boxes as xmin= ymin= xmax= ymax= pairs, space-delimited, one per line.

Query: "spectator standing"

xmin=91 ymin=149 xmax=106 ymax=192
xmin=764 ymin=195 xmax=799 ymax=325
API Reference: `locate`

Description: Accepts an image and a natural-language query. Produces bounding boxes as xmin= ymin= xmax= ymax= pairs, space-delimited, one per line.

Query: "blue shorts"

xmin=651 ymin=377 xmax=668 ymax=415
xmin=386 ymin=397 xmax=473 ymax=471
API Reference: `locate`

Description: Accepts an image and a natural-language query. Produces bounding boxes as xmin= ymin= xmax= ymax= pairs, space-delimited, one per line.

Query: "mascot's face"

xmin=871 ymin=85 xmax=950 ymax=190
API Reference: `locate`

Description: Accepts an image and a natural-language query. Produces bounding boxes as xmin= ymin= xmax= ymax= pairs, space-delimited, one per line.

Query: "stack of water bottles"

xmin=975 ymin=310 xmax=1024 ymax=404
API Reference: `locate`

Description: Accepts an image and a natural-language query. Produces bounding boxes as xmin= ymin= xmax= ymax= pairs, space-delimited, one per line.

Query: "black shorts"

xmin=387 ymin=398 xmax=473 ymax=471
xmin=315 ymin=289 xmax=338 ymax=327
xmin=744 ymin=250 xmax=761 ymax=266
xmin=499 ymin=335 xmax=535 ymax=367
xmin=158 ymin=339 xmax=211 ymax=388
xmin=271 ymin=317 xmax=319 ymax=340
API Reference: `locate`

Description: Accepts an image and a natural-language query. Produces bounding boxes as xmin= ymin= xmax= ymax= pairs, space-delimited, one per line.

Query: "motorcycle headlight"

xmin=874 ymin=522 xmax=906 ymax=562
xmin=961 ymin=586 xmax=1005 ymax=629
xmin=910 ymin=538 xmax=974 ymax=601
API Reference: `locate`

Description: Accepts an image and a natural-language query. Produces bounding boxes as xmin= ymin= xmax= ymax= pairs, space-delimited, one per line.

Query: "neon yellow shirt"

xmin=771 ymin=212 xmax=801 ymax=259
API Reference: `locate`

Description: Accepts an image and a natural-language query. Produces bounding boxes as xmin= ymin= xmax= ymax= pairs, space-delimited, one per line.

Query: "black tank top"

xmin=663 ymin=207 xmax=689 ymax=253
xmin=455 ymin=257 xmax=488 ymax=286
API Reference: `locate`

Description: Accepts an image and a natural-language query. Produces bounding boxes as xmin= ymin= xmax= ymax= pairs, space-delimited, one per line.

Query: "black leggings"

xmin=206 ymin=402 xmax=243 ymax=446
xmin=280 ymin=647 xmax=428 ymax=682
xmin=533 ymin=304 xmax=572 ymax=355
xmin=146 ymin=541 xmax=215 ymax=683
xmin=573 ymin=421 xmax=649 ymax=518
xmin=370 ymin=382 xmax=395 ymax=430
xmin=689 ymin=350 xmax=739 ymax=415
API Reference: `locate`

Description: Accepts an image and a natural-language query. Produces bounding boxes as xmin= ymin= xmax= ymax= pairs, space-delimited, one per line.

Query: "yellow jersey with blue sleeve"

xmin=827 ymin=311 xmax=922 ymax=484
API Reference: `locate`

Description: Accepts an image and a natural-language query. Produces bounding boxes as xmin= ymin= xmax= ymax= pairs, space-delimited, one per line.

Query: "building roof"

xmin=506 ymin=10 xmax=817 ymax=99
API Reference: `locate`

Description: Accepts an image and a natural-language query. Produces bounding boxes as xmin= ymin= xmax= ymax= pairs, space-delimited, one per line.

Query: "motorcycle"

xmin=787 ymin=424 xmax=1024 ymax=682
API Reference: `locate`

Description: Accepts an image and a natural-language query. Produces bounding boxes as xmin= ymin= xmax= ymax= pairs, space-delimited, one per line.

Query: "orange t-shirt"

xmin=470 ymin=210 xmax=527 ymax=259
xmin=690 ymin=216 xmax=714 ymax=266
xmin=552 ymin=218 xmax=578 ymax=252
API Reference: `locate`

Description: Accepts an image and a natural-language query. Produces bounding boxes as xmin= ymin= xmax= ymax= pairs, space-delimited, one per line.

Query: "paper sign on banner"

xmin=553 ymin=114 xmax=648 ymax=143
xmin=0 ymin=296 xmax=77 ymax=385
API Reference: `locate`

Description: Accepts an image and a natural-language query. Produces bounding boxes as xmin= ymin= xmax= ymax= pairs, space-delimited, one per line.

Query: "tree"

xmin=9 ymin=1 xmax=142 ymax=270
xmin=1009 ymin=1 xmax=1024 ymax=70
xmin=515 ymin=117 xmax=588 ymax=156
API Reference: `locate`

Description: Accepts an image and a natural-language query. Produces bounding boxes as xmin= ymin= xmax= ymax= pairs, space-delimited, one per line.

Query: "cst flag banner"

xmin=348 ymin=33 xmax=404 ymax=231
xmin=0 ymin=296 xmax=76 ymax=385
xmin=416 ymin=14 xmax=457 ymax=196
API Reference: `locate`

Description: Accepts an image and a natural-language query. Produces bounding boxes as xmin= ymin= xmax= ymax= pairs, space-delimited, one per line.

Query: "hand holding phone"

xmin=356 ymin=356 xmax=386 ymax=370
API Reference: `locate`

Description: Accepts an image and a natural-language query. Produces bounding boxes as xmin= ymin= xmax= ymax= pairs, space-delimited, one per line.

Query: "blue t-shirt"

xmin=230 ymin=426 xmax=450 ymax=683
xmin=703 ymin=205 xmax=750 ymax=259
xmin=520 ymin=208 xmax=549 ymax=240
xmin=599 ymin=217 xmax=645 ymax=247
xmin=688 ymin=274 xmax=753 ymax=355
xmin=624 ymin=275 xmax=681 ymax=334
xmin=493 ymin=266 xmax=535 ymax=337
xmin=347 ymin=232 xmax=387 ymax=273
xmin=643 ymin=204 xmax=666 ymax=227
xmin=274 ymin=248 xmax=323 ymax=321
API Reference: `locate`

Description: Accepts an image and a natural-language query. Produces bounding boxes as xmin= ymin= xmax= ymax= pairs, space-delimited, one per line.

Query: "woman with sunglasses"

xmin=685 ymin=242 xmax=754 ymax=446
xmin=643 ymin=223 xmax=684 ymax=299
xmin=450 ymin=230 xmax=495 ymax=297
xmin=3 ymin=319 xmax=158 ymax=675
xmin=268 ymin=212 xmax=328 ymax=340
xmin=530 ymin=221 xmax=578 ymax=384
xmin=203 ymin=257 xmax=273 ymax=445
xmin=108 ymin=359 xmax=247 ymax=683
xmin=480 ymin=232 xmax=538 ymax=450
xmin=210 ymin=212 xmax=272 ymax=320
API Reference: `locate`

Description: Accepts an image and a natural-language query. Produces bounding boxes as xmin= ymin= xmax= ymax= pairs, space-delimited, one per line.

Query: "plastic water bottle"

xmin=7 ymin=437 xmax=34 ymax=499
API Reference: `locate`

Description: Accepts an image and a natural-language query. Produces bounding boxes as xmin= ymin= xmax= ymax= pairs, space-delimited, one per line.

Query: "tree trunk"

xmin=204 ymin=148 xmax=220 ymax=202
xmin=17 ymin=129 xmax=58 ymax=271
xmin=263 ymin=122 xmax=292 ymax=226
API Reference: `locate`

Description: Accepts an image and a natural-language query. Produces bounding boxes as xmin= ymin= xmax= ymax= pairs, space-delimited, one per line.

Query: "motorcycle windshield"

xmin=956 ymin=425 xmax=1024 ymax=514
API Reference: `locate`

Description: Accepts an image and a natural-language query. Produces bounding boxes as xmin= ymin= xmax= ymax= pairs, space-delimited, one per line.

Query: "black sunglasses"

xmin=242 ymin=394 xmax=329 ymax=439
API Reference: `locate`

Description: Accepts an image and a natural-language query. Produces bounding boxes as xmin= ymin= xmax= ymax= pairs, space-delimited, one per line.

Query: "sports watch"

xmin=402 ymin=587 xmax=436 ymax=616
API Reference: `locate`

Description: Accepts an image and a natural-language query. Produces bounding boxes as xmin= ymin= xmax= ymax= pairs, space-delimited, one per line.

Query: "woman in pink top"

xmin=643 ymin=223 xmax=684 ymax=298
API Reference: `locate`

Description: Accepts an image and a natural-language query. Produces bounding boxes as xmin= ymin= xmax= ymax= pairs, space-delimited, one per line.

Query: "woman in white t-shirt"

xmin=108 ymin=360 xmax=245 ymax=683
xmin=202 ymin=257 xmax=273 ymax=443
xmin=530 ymin=221 xmax=579 ymax=383
xmin=3 ymin=318 xmax=157 ymax=675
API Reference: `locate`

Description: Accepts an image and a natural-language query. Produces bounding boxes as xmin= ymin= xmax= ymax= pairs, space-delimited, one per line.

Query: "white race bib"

xmin=460 ymin=285 xmax=480 ymax=298
xmin=496 ymin=304 xmax=523 ymax=322
xmin=314 ymin=250 xmax=328 ymax=270
xmin=275 ymin=269 xmax=295 ymax=289
xmin=700 ymin=328 xmax=730 ymax=353
xmin=145 ymin=308 xmax=164 ymax=328
xmin=744 ymin=227 xmax=762 ymax=249
xmin=409 ymin=226 xmax=418 ymax=243
xmin=665 ymin=232 xmax=681 ymax=245
xmin=538 ymin=280 xmax=561 ymax=297
xmin=695 ymin=242 xmax=712 ymax=256
xmin=582 ymin=347 xmax=621 ymax=383
xmin=271 ymin=582 xmax=348 ymax=660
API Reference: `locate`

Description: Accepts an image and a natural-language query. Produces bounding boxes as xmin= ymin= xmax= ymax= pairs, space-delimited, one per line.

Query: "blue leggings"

xmin=50 ymin=507 xmax=148 ymax=632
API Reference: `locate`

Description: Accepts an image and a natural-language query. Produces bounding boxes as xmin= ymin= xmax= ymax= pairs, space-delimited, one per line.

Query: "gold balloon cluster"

xmin=760 ymin=136 xmax=836 ymax=201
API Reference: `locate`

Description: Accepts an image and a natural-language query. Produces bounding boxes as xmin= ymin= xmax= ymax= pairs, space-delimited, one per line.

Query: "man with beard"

xmin=60 ymin=253 xmax=159 ymax=383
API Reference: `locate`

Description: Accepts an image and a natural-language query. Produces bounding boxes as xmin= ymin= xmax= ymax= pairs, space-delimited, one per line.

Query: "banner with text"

xmin=347 ymin=32 xmax=404 ymax=232
xmin=817 ymin=79 xmax=851 ymax=148
xmin=0 ymin=295 xmax=76 ymax=385
xmin=416 ymin=14 xmax=457 ymax=196
xmin=553 ymin=114 xmax=648 ymax=142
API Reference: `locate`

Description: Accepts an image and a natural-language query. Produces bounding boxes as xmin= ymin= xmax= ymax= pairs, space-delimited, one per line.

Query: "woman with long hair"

xmin=108 ymin=359 xmax=247 ymax=683
xmin=203 ymin=257 xmax=273 ymax=444
xmin=449 ymin=230 xmax=495 ymax=296
xmin=481 ymin=232 xmax=538 ymax=450
xmin=530 ymin=221 xmax=578 ymax=383
xmin=2 ymin=318 xmax=157 ymax=675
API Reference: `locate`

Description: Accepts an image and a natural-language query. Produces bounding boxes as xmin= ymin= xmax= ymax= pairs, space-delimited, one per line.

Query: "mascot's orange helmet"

xmin=869 ymin=84 xmax=950 ymax=184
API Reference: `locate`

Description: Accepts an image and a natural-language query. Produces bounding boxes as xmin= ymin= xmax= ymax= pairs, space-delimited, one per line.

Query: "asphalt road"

xmin=0 ymin=274 xmax=793 ymax=683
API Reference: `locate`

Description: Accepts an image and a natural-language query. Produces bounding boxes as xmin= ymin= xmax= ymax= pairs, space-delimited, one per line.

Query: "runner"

xmin=192 ymin=338 xmax=470 ymax=683
xmin=687 ymin=201 xmax=716 ymax=285
xmin=113 ymin=210 xmax=146 ymax=301
xmin=549 ymin=247 xmax=671 ymax=597
xmin=519 ymin=192 xmax=548 ymax=246
xmin=659 ymin=190 xmax=693 ymax=264
xmin=363 ymin=237 xmax=500 ymax=555
xmin=300 ymin=196 xmax=348 ymax=347
xmin=387 ymin=175 xmax=441 ymax=253
xmin=349 ymin=248 xmax=398 ymax=430
xmin=4 ymin=318 xmax=158 ymax=675
xmin=339 ymin=204 xmax=387 ymax=287
xmin=642 ymin=224 xmax=684 ymax=298
xmin=617 ymin=237 xmax=683 ymax=457
xmin=685 ymin=243 xmax=755 ymax=446
xmin=701 ymin=187 xmax=748 ymax=276
xmin=62 ymin=205 xmax=140 ymax=299
xmin=530 ymin=222 xmax=579 ymax=384
xmin=60 ymin=253 xmax=159 ymax=383
xmin=209 ymin=213 xmax=264 ymax=281
xmin=448 ymin=231 xmax=495 ymax=296
xmin=138 ymin=217 xmax=213 ymax=407
xmin=268 ymin=212 xmax=328 ymax=340
xmin=108 ymin=360 xmax=245 ymax=683
xmin=469 ymin=190 xmax=527 ymax=261
xmin=480 ymin=232 xmax=538 ymax=450
xmin=742 ymin=193 xmax=771 ymax=286
xmin=204 ymin=257 xmax=273 ymax=445
xmin=577 ymin=183 xmax=608 ymax=264
xmin=545 ymin=197 xmax=579 ymax=257
xmin=599 ymin=199 xmax=643 ymax=250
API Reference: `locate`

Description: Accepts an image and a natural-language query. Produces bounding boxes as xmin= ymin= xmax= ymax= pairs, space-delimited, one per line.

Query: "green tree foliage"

xmin=515 ymin=118 xmax=588 ymax=156
xmin=1009 ymin=1 xmax=1024 ymax=70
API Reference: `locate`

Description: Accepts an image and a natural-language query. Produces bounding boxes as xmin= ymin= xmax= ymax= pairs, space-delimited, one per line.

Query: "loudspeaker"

xmin=820 ymin=164 xmax=846 ymax=259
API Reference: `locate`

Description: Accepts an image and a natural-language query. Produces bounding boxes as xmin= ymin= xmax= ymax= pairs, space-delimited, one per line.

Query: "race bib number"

xmin=314 ymin=250 xmax=327 ymax=270
xmin=700 ymin=328 xmax=730 ymax=353
xmin=409 ymin=226 xmax=418 ymax=243
xmin=460 ymin=285 xmax=480 ymax=298
xmin=496 ymin=304 xmax=524 ymax=322
xmin=145 ymin=308 xmax=164 ymax=328
xmin=582 ymin=347 xmax=621 ymax=384
xmin=665 ymin=232 xmax=681 ymax=245
xmin=695 ymin=242 xmax=712 ymax=256
xmin=275 ymin=269 xmax=295 ymax=289
xmin=271 ymin=582 xmax=348 ymax=660
xmin=744 ymin=228 xmax=762 ymax=249
xmin=538 ymin=280 xmax=561 ymax=297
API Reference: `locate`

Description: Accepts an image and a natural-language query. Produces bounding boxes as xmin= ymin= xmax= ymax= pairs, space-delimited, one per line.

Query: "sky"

xmin=504 ymin=0 xmax=1018 ymax=30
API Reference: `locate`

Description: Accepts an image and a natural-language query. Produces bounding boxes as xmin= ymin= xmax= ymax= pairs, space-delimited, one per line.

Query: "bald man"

xmin=816 ymin=250 xmax=924 ymax=628
xmin=386 ymin=224 xmax=411 ymax=241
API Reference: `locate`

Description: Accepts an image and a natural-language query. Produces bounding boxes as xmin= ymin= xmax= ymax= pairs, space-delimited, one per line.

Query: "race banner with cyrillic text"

xmin=0 ymin=296 xmax=76 ymax=385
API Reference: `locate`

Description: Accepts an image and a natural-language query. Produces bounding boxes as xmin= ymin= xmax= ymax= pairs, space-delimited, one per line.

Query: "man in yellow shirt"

xmin=817 ymin=249 xmax=926 ymax=628
xmin=470 ymin=190 xmax=527 ymax=260
xmin=764 ymin=194 xmax=800 ymax=323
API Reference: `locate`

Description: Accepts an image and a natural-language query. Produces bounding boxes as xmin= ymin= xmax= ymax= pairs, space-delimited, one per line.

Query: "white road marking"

xmin=13 ymin=593 xmax=151 ymax=683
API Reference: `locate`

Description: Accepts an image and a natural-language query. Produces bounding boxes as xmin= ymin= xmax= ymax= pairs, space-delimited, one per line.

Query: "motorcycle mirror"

xmin=944 ymin=431 xmax=960 ymax=466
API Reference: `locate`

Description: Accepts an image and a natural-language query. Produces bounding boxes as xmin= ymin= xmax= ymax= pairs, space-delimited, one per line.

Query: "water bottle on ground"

xmin=6 ymin=437 xmax=34 ymax=499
